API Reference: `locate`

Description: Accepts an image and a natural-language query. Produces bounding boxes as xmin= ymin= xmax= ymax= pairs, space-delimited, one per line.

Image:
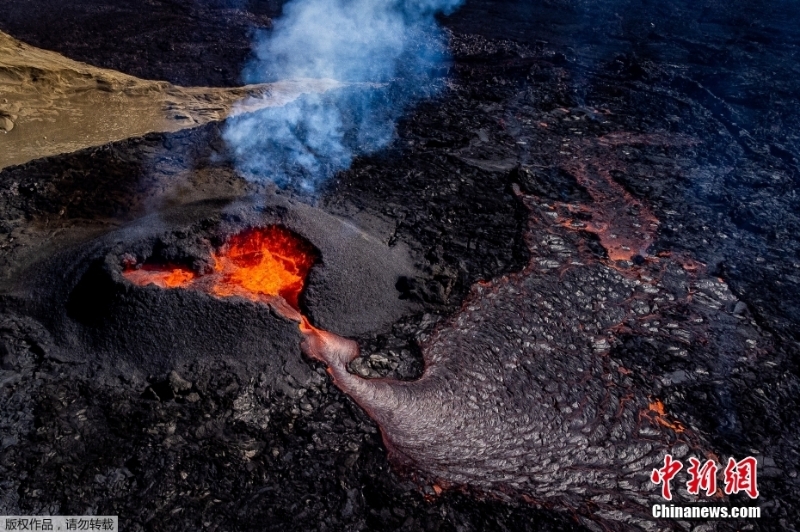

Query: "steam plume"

xmin=223 ymin=0 xmax=463 ymax=191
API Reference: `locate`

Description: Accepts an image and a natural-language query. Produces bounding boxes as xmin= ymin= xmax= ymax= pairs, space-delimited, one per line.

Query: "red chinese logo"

xmin=650 ymin=455 xmax=759 ymax=500
xmin=686 ymin=457 xmax=718 ymax=496
xmin=723 ymin=457 xmax=759 ymax=499
xmin=651 ymin=454 xmax=683 ymax=500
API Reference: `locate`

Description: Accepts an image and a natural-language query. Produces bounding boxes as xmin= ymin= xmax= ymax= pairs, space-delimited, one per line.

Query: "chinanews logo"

xmin=650 ymin=455 xmax=759 ymax=500
xmin=649 ymin=455 xmax=761 ymax=520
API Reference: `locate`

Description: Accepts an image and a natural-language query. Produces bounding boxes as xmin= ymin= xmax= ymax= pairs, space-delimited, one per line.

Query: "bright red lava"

xmin=123 ymin=226 xmax=317 ymax=310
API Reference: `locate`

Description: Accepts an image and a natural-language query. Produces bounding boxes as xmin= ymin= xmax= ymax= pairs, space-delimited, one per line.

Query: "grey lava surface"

xmin=2 ymin=1 xmax=800 ymax=531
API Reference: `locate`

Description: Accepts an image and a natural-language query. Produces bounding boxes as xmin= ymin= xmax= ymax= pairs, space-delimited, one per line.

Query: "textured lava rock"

xmin=301 ymin=187 xmax=775 ymax=530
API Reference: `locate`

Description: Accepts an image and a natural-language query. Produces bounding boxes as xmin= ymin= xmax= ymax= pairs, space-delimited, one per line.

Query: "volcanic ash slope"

xmin=0 ymin=30 xmax=341 ymax=169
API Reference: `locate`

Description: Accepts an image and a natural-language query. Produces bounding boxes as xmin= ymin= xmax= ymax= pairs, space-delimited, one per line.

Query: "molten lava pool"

xmin=124 ymin=226 xmax=317 ymax=309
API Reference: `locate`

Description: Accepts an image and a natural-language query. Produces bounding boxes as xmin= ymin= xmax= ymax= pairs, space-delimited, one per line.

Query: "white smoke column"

xmin=223 ymin=0 xmax=463 ymax=191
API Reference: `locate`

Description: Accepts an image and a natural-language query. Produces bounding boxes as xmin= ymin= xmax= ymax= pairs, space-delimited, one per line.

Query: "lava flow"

xmin=549 ymin=133 xmax=697 ymax=266
xmin=122 ymin=219 xmax=724 ymax=530
xmin=124 ymin=226 xmax=317 ymax=310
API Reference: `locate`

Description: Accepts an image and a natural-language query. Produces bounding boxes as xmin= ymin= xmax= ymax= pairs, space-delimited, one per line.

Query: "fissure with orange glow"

xmin=548 ymin=133 xmax=697 ymax=267
xmin=646 ymin=399 xmax=686 ymax=433
xmin=124 ymin=264 xmax=197 ymax=288
xmin=123 ymin=226 xmax=317 ymax=310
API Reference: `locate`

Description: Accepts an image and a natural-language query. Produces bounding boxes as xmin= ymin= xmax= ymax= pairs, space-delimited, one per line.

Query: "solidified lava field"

xmin=2 ymin=1 xmax=800 ymax=531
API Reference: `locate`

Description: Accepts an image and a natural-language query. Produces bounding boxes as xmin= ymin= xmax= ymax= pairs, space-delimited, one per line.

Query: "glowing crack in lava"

xmin=123 ymin=266 xmax=196 ymax=289
xmin=124 ymin=226 xmax=316 ymax=310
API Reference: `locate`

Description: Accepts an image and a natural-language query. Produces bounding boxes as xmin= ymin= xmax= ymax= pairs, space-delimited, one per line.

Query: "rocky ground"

xmin=1 ymin=0 xmax=799 ymax=530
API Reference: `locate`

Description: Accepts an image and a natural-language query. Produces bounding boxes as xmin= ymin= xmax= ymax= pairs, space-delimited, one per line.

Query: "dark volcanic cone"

xmin=4 ymin=195 xmax=420 ymax=386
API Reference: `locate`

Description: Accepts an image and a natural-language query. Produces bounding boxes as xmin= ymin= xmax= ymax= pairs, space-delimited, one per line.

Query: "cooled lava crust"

xmin=2 ymin=1 xmax=800 ymax=531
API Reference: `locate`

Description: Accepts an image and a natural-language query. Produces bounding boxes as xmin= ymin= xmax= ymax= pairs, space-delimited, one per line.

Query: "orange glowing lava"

xmin=546 ymin=133 xmax=697 ymax=266
xmin=124 ymin=265 xmax=196 ymax=288
xmin=209 ymin=227 xmax=317 ymax=308
xmin=555 ymin=161 xmax=659 ymax=263
xmin=646 ymin=399 xmax=685 ymax=433
xmin=123 ymin=226 xmax=317 ymax=310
